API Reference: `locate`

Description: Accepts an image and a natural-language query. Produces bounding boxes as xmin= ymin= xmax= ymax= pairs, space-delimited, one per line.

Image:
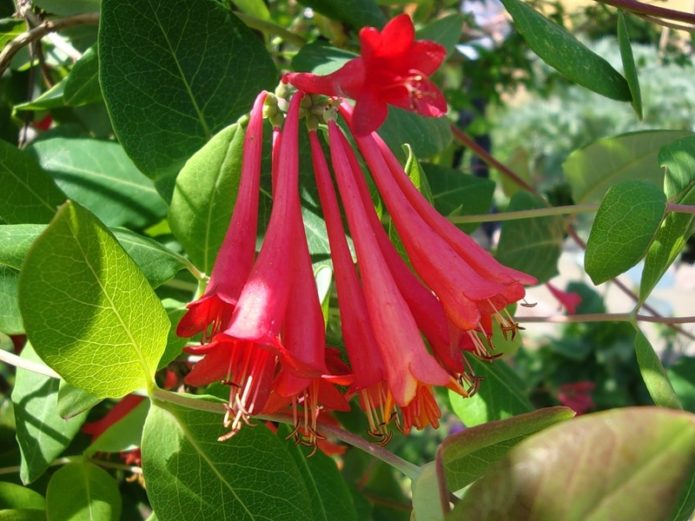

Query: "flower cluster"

xmin=177 ymin=14 xmax=536 ymax=445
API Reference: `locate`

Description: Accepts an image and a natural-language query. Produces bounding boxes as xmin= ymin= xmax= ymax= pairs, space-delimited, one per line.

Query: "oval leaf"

xmin=19 ymin=202 xmax=169 ymax=398
xmin=0 ymin=482 xmax=45 ymax=510
xmin=46 ymin=461 xmax=121 ymax=521
xmin=449 ymin=407 xmax=695 ymax=521
xmin=563 ymin=130 xmax=693 ymax=204
xmin=63 ymin=46 xmax=101 ymax=107
xmin=634 ymin=328 xmax=682 ymax=410
xmin=169 ymin=122 xmax=244 ymax=273
xmin=99 ymin=0 xmax=277 ymax=197
xmin=500 ymin=0 xmax=630 ymax=101
xmin=617 ymin=11 xmax=642 ymax=118
xmin=585 ymin=180 xmax=666 ymax=284
xmin=142 ymin=401 xmax=313 ymax=521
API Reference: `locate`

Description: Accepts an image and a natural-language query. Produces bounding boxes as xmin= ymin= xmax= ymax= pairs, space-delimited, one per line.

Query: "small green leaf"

xmin=63 ymin=46 xmax=101 ymax=107
xmin=449 ymin=357 xmax=533 ymax=427
xmin=416 ymin=14 xmax=465 ymax=57
xmin=0 ymin=139 xmax=66 ymax=224
xmin=440 ymin=407 xmax=574 ymax=492
xmin=563 ymin=130 xmax=693 ymax=204
xmin=19 ymin=202 xmax=169 ymax=398
xmin=99 ymin=0 xmax=277 ymax=197
xmin=169 ymin=122 xmax=245 ymax=273
xmin=0 ymin=482 xmax=45 ymax=510
xmin=496 ymin=191 xmax=563 ymax=283
xmin=641 ymin=136 xmax=695 ymax=300
xmin=86 ymin=399 xmax=148 ymax=456
xmin=0 ymin=19 xmax=25 ymax=49
xmin=11 ymin=344 xmax=87 ymax=484
xmin=280 ymin=426 xmax=357 ymax=521
xmin=634 ymin=328 xmax=682 ymax=410
xmin=500 ymin=0 xmax=630 ymax=101
xmin=14 ymin=81 xmax=66 ymax=111
xmin=669 ymin=357 xmax=695 ymax=413
xmin=142 ymin=401 xmax=313 ymax=521
xmin=27 ymin=137 xmax=167 ymax=229
xmin=158 ymin=299 xmax=188 ymax=369
xmin=57 ymin=381 xmax=101 ymax=419
xmin=412 ymin=462 xmax=444 ymax=521
xmin=0 ymin=225 xmax=46 ymax=270
xmin=296 ymin=0 xmax=385 ymax=28
xmin=46 ymin=461 xmax=121 ymax=521
xmin=585 ymin=180 xmax=666 ymax=284
xmin=449 ymin=408 xmax=695 ymax=521
xmin=0 ymin=266 xmax=22 ymax=334
xmin=617 ymin=11 xmax=642 ymax=118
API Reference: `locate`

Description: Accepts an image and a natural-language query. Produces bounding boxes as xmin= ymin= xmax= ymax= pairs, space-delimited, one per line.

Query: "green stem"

xmin=234 ymin=12 xmax=306 ymax=47
xmin=517 ymin=313 xmax=695 ymax=324
xmin=151 ymin=388 xmax=421 ymax=480
xmin=162 ymin=278 xmax=198 ymax=293
xmin=593 ymin=0 xmax=695 ymax=25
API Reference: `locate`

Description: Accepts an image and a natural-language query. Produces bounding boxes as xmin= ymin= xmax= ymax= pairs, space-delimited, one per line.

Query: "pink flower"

xmin=546 ymin=282 xmax=582 ymax=315
xmin=284 ymin=14 xmax=447 ymax=135
xmin=558 ymin=381 xmax=595 ymax=415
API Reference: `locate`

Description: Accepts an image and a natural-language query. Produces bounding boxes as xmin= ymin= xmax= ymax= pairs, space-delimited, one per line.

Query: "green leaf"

xmin=440 ymin=407 xmax=574 ymax=492
xmin=45 ymin=461 xmax=121 ymax=521
xmin=0 ymin=266 xmax=22 ymax=334
xmin=99 ymin=0 xmax=277 ymax=197
xmin=11 ymin=344 xmax=87 ymax=484
xmin=500 ymin=0 xmax=630 ymax=101
xmin=142 ymin=401 xmax=313 ymax=521
xmin=14 ymin=81 xmax=66 ymax=111
xmin=296 ymin=0 xmax=385 ymax=29
xmin=379 ymin=108 xmax=452 ymax=160
xmin=0 ymin=509 xmax=46 ymax=521
xmin=57 ymin=381 xmax=101 ymax=419
xmin=169 ymin=122 xmax=244 ymax=273
xmin=617 ymin=11 xmax=642 ymax=118
xmin=634 ymin=328 xmax=682 ymax=410
xmin=0 ymin=139 xmax=66 ymax=224
xmin=495 ymin=191 xmax=563 ymax=283
xmin=422 ymin=163 xmax=495 ymax=233
xmin=448 ymin=407 xmax=695 ymax=521
xmin=585 ymin=180 xmax=666 ymax=284
xmin=19 ymin=201 xmax=169 ymax=398
xmin=416 ymin=14 xmax=465 ymax=57
xmin=27 ymin=137 xmax=167 ymax=229
xmin=231 ymin=0 xmax=270 ymax=20
xmin=669 ymin=357 xmax=695 ymax=413
xmin=63 ymin=46 xmax=101 ymax=107
xmin=291 ymin=41 xmax=355 ymax=75
xmin=641 ymin=136 xmax=695 ymax=300
xmin=449 ymin=357 xmax=533 ymax=427
xmin=0 ymin=19 xmax=25 ymax=49
xmin=412 ymin=462 xmax=444 ymax=521
xmin=0 ymin=482 xmax=45 ymax=510
xmin=671 ymin=473 xmax=695 ymax=521
xmin=563 ymin=130 xmax=693 ymax=204
xmin=158 ymin=299 xmax=188 ymax=369
xmin=85 ymin=398 xmax=148 ymax=456
xmin=0 ymin=224 xmax=187 ymax=289
xmin=280 ymin=426 xmax=357 ymax=521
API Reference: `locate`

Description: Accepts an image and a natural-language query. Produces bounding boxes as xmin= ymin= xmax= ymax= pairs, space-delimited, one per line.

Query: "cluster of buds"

xmin=177 ymin=14 xmax=536 ymax=446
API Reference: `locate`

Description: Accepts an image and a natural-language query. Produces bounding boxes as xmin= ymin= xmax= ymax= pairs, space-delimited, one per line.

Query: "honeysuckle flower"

xmin=546 ymin=282 xmax=582 ymax=315
xmin=558 ymin=381 xmax=595 ymax=415
xmin=177 ymin=91 xmax=268 ymax=340
xmin=284 ymin=14 xmax=447 ymax=136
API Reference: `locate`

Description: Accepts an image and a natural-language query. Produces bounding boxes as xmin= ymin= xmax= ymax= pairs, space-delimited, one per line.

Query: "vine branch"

xmin=0 ymin=12 xmax=100 ymax=77
xmin=518 ymin=313 xmax=695 ymax=324
xmin=593 ymin=0 xmax=695 ymax=25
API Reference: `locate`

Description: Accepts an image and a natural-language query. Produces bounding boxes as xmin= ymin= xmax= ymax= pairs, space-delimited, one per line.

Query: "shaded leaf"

xmin=379 ymin=108 xmax=452 ymax=160
xmin=296 ymin=0 xmax=385 ymax=29
xmin=63 ymin=46 xmax=101 ymax=107
xmin=500 ymin=0 xmax=630 ymax=100
xmin=57 ymin=381 xmax=101 ymax=420
xmin=496 ymin=191 xmax=563 ymax=283
xmin=563 ymin=130 xmax=693 ymax=204
xmin=85 ymin=399 xmax=148 ymax=456
xmin=19 ymin=202 xmax=169 ymax=398
xmin=99 ymin=0 xmax=277 ymax=198
xmin=142 ymin=401 xmax=313 ymax=521
xmin=412 ymin=462 xmax=445 ymax=521
xmin=449 ymin=408 xmax=695 ymax=521
xmin=0 ymin=266 xmax=22 ymax=334
xmin=27 ymin=137 xmax=167 ymax=229
xmin=0 ymin=139 xmax=66 ymax=224
xmin=11 ymin=344 xmax=87 ymax=484
xmin=292 ymin=41 xmax=355 ymax=75
xmin=416 ymin=14 xmax=465 ymax=57
xmin=669 ymin=357 xmax=695 ymax=413
xmin=585 ymin=180 xmax=666 ymax=284
xmin=0 ymin=482 xmax=45 ymax=509
xmin=449 ymin=357 xmax=533 ymax=427
xmin=14 ymin=82 xmax=66 ymax=112
xmin=440 ymin=407 xmax=574 ymax=492
xmin=45 ymin=461 xmax=121 ymax=521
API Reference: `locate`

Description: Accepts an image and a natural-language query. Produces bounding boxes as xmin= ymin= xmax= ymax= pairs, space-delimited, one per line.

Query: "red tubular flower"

xmin=82 ymin=394 xmax=145 ymax=441
xmin=327 ymin=120 xmax=456 ymax=416
xmin=177 ymin=91 xmax=268 ymax=339
xmin=546 ymin=282 xmax=582 ymax=314
xmin=558 ymin=381 xmax=595 ymax=414
xmin=284 ymin=14 xmax=447 ymax=136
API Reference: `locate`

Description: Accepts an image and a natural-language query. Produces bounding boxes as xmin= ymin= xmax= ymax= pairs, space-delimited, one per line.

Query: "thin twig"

xmin=593 ymin=0 xmax=695 ymax=25
xmin=0 ymin=12 xmax=99 ymax=77
xmin=0 ymin=348 xmax=60 ymax=378
xmin=517 ymin=313 xmax=695 ymax=324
